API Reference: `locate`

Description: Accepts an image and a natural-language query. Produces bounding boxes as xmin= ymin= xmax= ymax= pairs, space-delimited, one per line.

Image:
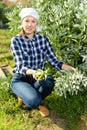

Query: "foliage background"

xmin=6 ymin=0 xmax=87 ymax=74
xmin=1 ymin=0 xmax=87 ymax=129
xmin=0 ymin=2 xmax=9 ymax=28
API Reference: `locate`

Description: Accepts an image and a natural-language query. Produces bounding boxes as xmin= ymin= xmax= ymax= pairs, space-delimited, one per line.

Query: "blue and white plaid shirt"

xmin=11 ymin=33 xmax=64 ymax=75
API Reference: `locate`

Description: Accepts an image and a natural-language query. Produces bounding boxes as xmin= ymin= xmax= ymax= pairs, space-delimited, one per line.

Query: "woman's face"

xmin=22 ymin=16 xmax=37 ymax=36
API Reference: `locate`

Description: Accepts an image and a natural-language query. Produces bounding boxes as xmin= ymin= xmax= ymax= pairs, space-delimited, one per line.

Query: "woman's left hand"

xmin=61 ymin=64 xmax=76 ymax=72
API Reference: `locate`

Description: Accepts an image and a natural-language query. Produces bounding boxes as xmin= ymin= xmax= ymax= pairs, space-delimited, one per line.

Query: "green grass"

xmin=0 ymin=77 xmax=62 ymax=130
xmin=0 ymin=29 xmax=14 ymax=67
xmin=0 ymin=29 xmax=11 ymax=46
xmin=0 ymin=48 xmax=8 ymax=53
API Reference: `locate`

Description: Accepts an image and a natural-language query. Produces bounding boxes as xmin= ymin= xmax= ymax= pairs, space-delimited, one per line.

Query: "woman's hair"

xmin=19 ymin=28 xmax=25 ymax=36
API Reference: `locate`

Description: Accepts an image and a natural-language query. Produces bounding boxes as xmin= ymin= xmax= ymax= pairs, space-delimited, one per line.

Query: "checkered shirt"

xmin=10 ymin=33 xmax=64 ymax=75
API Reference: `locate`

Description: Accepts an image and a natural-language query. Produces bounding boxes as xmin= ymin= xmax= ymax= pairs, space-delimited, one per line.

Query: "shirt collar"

xmin=23 ymin=33 xmax=37 ymax=42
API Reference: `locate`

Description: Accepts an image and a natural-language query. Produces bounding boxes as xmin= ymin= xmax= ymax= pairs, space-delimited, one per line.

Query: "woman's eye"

xmin=32 ymin=20 xmax=36 ymax=23
xmin=25 ymin=20 xmax=29 ymax=22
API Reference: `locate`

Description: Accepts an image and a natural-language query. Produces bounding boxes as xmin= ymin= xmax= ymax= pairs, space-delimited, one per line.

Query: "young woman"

xmin=10 ymin=8 xmax=75 ymax=117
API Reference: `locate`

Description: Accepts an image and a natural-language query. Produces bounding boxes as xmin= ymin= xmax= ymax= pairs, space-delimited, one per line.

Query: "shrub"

xmin=6 ymin=4 xmax=23 ymax=35
xmin=0 ymin=2 xmax=8 ymax=28
xmin=54 ymin=70 xmax=87 ymax=98
xmin=33 ymin=0 xmax=87 ymax=71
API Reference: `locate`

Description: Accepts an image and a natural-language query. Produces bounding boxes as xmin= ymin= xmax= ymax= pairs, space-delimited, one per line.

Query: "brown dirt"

xmin=30 ymin=110 xmax=66 ymax=130
xmin=79 ymin=115 xmax=87 ymax=130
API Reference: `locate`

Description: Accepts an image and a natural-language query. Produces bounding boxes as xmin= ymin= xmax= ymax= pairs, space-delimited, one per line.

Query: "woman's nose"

xmin=28 ymin=22 xmax=31 ymax=26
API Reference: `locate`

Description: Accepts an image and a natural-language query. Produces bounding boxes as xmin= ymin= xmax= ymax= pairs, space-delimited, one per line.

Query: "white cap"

xmin=19 ymin=8 xmax=39 ymax=21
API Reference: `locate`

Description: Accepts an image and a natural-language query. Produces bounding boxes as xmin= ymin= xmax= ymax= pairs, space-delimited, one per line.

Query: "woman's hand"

xmin=61 ymin=64 xmax=76 ymax=72
xmin=26 ymin=69 xmax=44 ymax=80
xmin=26 ymin=69 xmax=36 ymax=75
xmin=32 ymin=69 xmax=45 ymax=80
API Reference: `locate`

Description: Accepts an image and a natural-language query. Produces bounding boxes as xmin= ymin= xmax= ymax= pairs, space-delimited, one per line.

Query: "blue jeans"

xmin=11 ymin=73 xmax=55 ymax=108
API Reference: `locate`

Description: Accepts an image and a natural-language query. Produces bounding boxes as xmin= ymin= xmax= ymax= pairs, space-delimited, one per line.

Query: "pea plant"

xmin=54 ymin=70 xmax=87 ymax=98
xmin=33 ymin=0 xmax=87 ymax=70
xmin=30 ymin=68 xmax=87 ymax=98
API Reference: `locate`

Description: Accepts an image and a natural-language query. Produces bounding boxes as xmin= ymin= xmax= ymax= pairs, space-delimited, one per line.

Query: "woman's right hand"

xmin=26 ymin=69 xmax=36 ymax=75
xmin=26 ymin=69 xmax=39 ymax=80
xmin=26 ymin=69 xmax=45 ymax=80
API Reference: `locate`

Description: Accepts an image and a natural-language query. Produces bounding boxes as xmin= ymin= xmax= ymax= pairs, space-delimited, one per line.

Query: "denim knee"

xmin=39 ymin=75 xmax=55 ymax=89
xmin=38 ymin=75 xmax=55 ymax=99
xmin=23 ymin=93 xmax=42 ymax=108
xmin=45 ymin=75 xmax=55 ymax=88
xmin=11 ymin=73 xmax=42 ymax=109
